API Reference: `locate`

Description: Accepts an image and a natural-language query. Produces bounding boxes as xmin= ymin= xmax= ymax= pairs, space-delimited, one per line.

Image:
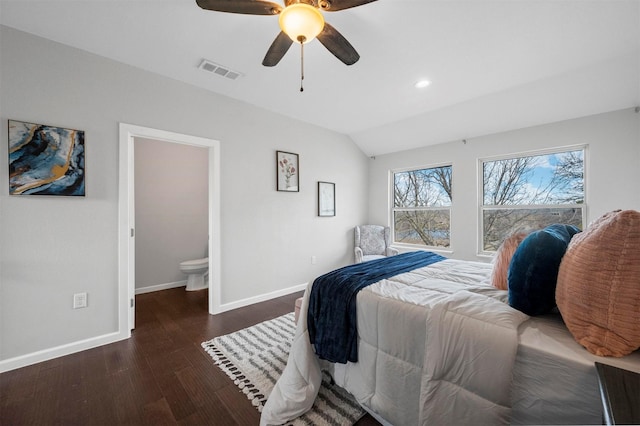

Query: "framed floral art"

xmin=276 ymin=150 xmax=299 ymax=192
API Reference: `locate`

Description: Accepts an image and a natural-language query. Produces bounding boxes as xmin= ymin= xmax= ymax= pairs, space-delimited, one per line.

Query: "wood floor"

xmin=0 ymin=288 xmax=380 ymax=425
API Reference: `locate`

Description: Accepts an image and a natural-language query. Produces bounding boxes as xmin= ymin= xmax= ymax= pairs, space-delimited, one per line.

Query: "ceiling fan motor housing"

xmin=279 ymin=3 xmax=325 ymax=43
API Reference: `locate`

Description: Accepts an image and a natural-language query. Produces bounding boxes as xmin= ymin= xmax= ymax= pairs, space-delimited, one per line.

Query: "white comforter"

xmin=261 ymin=259 xmax=529 ymax=426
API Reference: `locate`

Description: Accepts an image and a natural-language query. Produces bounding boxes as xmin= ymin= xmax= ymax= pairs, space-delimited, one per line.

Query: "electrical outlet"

xmin=311 ymin=256 xmax=317 ymax=265
xmin=73 ymin=292 xmax=87 ymax=309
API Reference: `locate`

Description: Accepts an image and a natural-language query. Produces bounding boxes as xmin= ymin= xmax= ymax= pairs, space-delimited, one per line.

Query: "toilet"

xmin=179 ymin=257 xmax=209 ymax=291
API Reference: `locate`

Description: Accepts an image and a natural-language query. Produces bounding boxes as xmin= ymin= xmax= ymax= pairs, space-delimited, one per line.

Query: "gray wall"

xmin=368 ymin=108 xmax=640 ymax=261
xmin=134 ymin=138 xmax=209 ymax=290
xmin=0 ymin=26 xmax=369 ymax=365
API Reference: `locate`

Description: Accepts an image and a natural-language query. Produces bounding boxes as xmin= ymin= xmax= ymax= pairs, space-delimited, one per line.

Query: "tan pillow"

xmin=491 ymin=232 xmax=528 ymax=290
xmin=556 ymin=210 xmax=640 ymax=357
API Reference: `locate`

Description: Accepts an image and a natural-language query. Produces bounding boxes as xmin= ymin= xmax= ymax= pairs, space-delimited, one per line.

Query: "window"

xmin=481 ymin=147 xmax=585 ymax=252
xmin=392 ymin=165 xmax=452 ymax=248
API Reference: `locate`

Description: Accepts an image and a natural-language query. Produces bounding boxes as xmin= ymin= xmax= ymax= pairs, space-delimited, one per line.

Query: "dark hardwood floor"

xmin=0 ymin=288 xmax=380 ymax=425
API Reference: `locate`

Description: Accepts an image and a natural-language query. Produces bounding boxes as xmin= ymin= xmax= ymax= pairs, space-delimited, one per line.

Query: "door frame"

xmin=118 ymin=123 xmax=221 ymax=333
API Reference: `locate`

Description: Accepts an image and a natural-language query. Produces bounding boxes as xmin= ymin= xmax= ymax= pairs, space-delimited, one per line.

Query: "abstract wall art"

xmin=8 ymin=120 xmax=85 ymax=196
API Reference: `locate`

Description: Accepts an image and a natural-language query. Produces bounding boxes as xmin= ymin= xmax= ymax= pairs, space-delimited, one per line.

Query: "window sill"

xmin=392 ymin=244 xmax=454 ymax=256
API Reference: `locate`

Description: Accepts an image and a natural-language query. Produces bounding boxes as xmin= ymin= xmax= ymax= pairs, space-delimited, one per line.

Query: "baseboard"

xmin=1 ymin=282 xmax=306 ymax=373
xmin=135 ymin=280 xmax=186 ymax=295
xmin=217 ymin=282 xmax=308 ymax=313
xmin=0 ymin=330 xmax=129 ymax=373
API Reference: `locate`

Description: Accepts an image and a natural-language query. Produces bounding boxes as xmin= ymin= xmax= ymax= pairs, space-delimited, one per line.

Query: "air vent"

xmin=198 ymin=59 xmax=243 ymax=81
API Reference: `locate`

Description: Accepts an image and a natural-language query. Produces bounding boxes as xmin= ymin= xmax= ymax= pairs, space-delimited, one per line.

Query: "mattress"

xmin=513 ymin=314 xmax=640 ymax=424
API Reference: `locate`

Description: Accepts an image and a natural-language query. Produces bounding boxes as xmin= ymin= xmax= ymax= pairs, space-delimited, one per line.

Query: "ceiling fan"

xmin=196 ymin=0 xmax=378 ymax=70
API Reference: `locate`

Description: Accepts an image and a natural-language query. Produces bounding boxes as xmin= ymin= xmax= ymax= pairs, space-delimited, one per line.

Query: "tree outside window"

xmin=392 ymin=165 xmax=452 ymax=248
xmin=481 ymin=148 xmax=585 ymax=252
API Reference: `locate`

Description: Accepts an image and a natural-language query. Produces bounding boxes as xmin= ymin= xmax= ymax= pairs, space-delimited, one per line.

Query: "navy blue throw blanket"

xmin=307 ymin=251 xmax=446 ymax=364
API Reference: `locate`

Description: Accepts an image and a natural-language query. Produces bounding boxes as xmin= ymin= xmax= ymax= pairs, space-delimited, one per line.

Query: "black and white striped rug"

xmin=201 ymin=312 xmax=365 ymax=425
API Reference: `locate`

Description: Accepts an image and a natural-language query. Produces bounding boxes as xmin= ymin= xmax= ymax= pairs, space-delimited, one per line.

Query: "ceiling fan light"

xmin=279 ymin=3 xmax=325 ymax=43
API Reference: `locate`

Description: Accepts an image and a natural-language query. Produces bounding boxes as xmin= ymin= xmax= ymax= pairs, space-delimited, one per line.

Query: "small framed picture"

xmin=318 ymin=181 xmax=335 ymax=217
xmin=276 ymin=151 xmax=299 ymax=192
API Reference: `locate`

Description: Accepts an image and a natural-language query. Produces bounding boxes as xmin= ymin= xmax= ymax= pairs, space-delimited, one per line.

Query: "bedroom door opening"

xmin=133 ymin=137 xmax=209 ymax=297
xmin=118 ymin=124 xmax=221 ymax=334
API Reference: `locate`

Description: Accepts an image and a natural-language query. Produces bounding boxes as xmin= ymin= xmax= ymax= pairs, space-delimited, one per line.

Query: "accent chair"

xmin=354 ymin=225 xmax=399 ymax=263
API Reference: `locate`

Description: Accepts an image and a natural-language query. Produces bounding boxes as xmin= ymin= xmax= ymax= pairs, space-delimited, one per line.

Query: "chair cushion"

xmin=508 ymin=224 xmax=580 ymax=315
xmin=362 ymin=254 xmax=386 ymax=262
xmin=556 ymin=210 xmax=640 ymax=357
xmin=360 ymin=226 xmax=386 ymax=256
xmin=491 ymin=232 xmax=528 ymax=290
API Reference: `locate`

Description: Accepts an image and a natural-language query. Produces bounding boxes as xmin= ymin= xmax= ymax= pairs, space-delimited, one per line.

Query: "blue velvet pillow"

xmin=508 ymin=224 xmax=581 ymax=315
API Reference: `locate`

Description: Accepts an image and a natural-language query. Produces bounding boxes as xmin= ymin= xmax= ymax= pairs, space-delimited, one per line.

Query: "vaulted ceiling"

xmin=1 ymin=0 xmax=638 ymax=156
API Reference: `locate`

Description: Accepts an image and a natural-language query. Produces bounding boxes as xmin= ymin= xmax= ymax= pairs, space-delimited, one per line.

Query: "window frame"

xmin=390 ymin=162 xmax=454 ymax=251
xmin=477 ymin=144 xmax=588 ymax=256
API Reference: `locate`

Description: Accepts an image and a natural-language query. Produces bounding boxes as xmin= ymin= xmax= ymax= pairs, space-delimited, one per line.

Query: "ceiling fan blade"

xmin=262 ymin=32 xmax=294 ymax=66
xmin=196 ymin=0 xmax=282 ymax=15
xmin=316 ymin=22 xmax=360 ymax=65
xmin=317 ymin=0 xmax=377 ymax=12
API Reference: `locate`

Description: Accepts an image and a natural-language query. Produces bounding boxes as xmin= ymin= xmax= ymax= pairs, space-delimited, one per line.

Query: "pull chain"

xmin=300 ymin=42 xmax=304 ymax=92
xmin=297 ymin=35 xmax=306 ymax=92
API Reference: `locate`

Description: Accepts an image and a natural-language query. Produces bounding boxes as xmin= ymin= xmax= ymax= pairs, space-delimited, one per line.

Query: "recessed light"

xmin=415 ymin=80 xmax=431 ymax=89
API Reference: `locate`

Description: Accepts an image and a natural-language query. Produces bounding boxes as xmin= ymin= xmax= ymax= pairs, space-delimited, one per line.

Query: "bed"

xmin=260 ymin=251 xmax=640 ymax=425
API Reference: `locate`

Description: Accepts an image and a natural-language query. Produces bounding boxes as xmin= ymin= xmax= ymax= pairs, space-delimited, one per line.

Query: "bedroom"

xmin=1 ymin=0 xmax=639 ymax=422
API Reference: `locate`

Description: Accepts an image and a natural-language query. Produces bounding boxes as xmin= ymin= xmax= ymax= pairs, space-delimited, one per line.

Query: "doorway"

xmin=118 ymin=123 xmax=221 ymax=333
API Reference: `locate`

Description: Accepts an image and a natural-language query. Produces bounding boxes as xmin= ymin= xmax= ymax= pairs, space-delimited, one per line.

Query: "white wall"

xmin=368 ymin=108 xmax=640 ymax=261
xmin=134 ymin=138 xmax=208 ymax=290
xmin=0 ymin=26 xmax=369 ymax=367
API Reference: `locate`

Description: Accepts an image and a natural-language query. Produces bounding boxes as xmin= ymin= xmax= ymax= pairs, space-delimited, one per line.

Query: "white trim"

xmin=391 ymin=244 xmax=454 ymax=256
xmin=208 ymin=141 xmax=222 ymax=314
xmin=217 ymin=283 xmax=307 ymax=313
xmin=390 ymin=164 xmax=454 ymax=250
xmin=0 ymin=332 xmax=125 ymax=373
xmin=118 ymin=125 xmax=135 ymax=338
xmin=477 ymin=143 xmax=588 ymax=163
xmin=135 ymin=280 xmax=187 ymax=295
xmin=390 ymin=160 xmax=453 ymax=175
xmin=118 ymin=123 xmax=222 ymax=338
xmin=477 ymin=144 xmax=588 ymax=254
